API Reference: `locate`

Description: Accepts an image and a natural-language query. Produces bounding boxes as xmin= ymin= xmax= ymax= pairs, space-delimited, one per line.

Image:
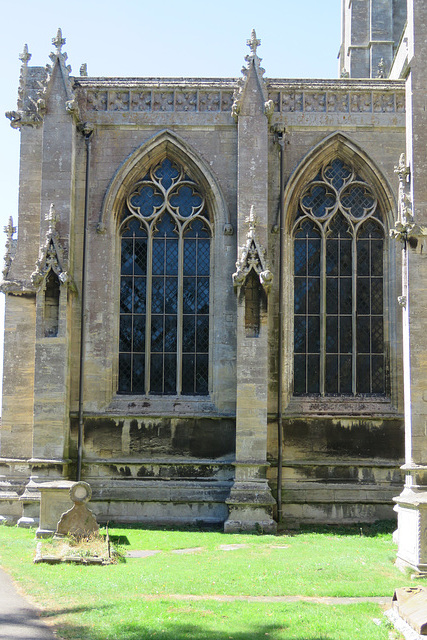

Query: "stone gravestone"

xmin=56 ymin=481 xmax=99 ymax=538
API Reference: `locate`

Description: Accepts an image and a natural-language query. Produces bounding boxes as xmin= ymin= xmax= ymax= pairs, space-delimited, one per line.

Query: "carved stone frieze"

xmin=221 ymin=92 xmax=234 ymax=111
xmin=304 ymin=92 xmax=326 ymax=112
xmin=130 ymin=91 xmax=152 ymax=111
xmin=373 ymin=92 xmax=395 ymax=113
xmin=327 ymin=92 xmax=349 ymax=112
xmin=152 ymin=92 xmax=174 ymax=111
xmin=280 ymin=92 xmax=303 ymax=112
xmin=199 ymin=92 xmax=220 ymax=111
xmin=350 ymin=93 xmax=372 ymax=112
xmin=175 ymin=91 xmax=197 ymax=111
xmin=87 ymin=91 xmax=108 ymax=111
xmin=232 ymin=206 xmax=273 ymax=294
xmin=108 ymin=91 xmax=130 ymax=111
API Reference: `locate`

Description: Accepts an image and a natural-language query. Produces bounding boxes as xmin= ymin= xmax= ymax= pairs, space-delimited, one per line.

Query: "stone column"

xmin=393 ymin=0 xmax=427 ymax=574
xmin=224 ymin=32 xmax=276 ymax=533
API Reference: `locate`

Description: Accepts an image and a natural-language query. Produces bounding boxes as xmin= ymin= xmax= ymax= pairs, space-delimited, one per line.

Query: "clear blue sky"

xmin=0 ymin=0 xmax=341 ymax=409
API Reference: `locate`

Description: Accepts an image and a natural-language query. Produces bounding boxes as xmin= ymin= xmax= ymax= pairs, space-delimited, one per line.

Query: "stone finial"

xmin=2 ymin=216 xmax=16 ymax=280
xmin=377 ymin=58 xmax=385 ymax=79
xmin=246 ymin=29 xmax=261 ymax=56
xmin=52 ymin=28 xmax=66 ymax=54
xmin=80 ymin=63 xmax=88 ymax=77
xmin=340 ymin=68 xmax=349 ymax=78
xmin=4 ymin=216 xmax=16 ymax=240
xmin=46 ymin=203 xmax=58 ymax=231
xmin=19 ymin=44 xmax=31 ymax=65
xmin=233 ymin=206 xmax=273 ymax=294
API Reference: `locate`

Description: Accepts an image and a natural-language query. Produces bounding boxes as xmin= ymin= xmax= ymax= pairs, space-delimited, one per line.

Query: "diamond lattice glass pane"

xmin=307 ymin=354 xmax=320 ymax=394
xmin=196 ymin=354 xmax=208 ymax=394
xmin=371 ymin=240 xmax=384 ymax=276
xmin=294 ymin=240 xmax=307 ymax=276
xmin=197 ymin=278 xmax=209 ymax=314
xmin=164 ymin=315 xmax=177 ymax=352
xmin=182 ymin=354 xmax=195 ymax=394
xmin=152 ymin=240 xmax=165 ymax=275
xmin=308 ymin=316 xmax=320 ymax=353
xmin=166 ymin=240 xmax=178 ymax=275
xmin=358 ymin=218 xmax=384 ymax=239
xmin=302 ymin=184 xmax=336 ymax=217
xmin=120 ymin=278 xmax=133 ymax=313
xmin=307 ymin=278 xmax=320 ymax=314
xmin=341 ymin=184 xmax=375 ymax=218
xmin=371 ymin=317 xmax=384 ymax=353
xmin=133 ymin=316 xmax=146 ymax=352
xmin=197 ymin=240 xmax=210 ymax=275
xmin=325 ymin=354 xmax=338 ymax=393
xmin=371 ymin=355 xmax=385 ymax=394
xmin=133 ymin=277 xmax=146 ymax=314
xmin=357 ymin=278 xmax=370 ymax=314
xmin=183 ymin=316 xmax=195 ymax=352
xmin=339 ymin=239 xmax=352 ymax=276
xmin=183 ymin=278 xmax=196 ymax=314
xmin=357 ymin=355 xmax=371 ymax=393
xmin=196 ymin=316 xmax=209 ymax=352
xmin=163 ymin=354 xmax=176 ymax=394
xmin=153 ymin=158 xmax=180 ymax=191
xmin=119 ymin=315 xmax=132 ymax=352
xmin=293 ymin=354 xmax=306 ymax=395
xmin=326 ymin=279 xmax=338 ymax=314
xmin=339 ymin=355 xmax=352 ymax=394
xmin=340 ymin=277 xmax=352 ymax=314
xmin=121 ymin=240 xmax=134 ymax=275
xmin=164 ymin=278 xmax=178 ymax=314
xmin=340 ymin=316 xmax=352 ymax=353
xmin=357 ymin=240 xmax=369 ymax=276
xmin=294 ymin=278 xmax=307 ymax=314
xmin=151 ymin=278 xmax=164 ymax=314
xmin=294 ymin=317 xmax=306 ymax=353
xmin=155 ymin=213 xmax=176 ymax=237
xmin=118 ymin=353 xmax=132 ymax=393
xmin=132 ymin=354 xmax=145 ymax=392
xmin=170 ymin=185 xmax=203 ymax=217
xmin=326 ymin=241 xmax=338 ymax=276
xmin=329 ymin=212 xmax=351 ymax=238
xmin=326 ymin=316 xmax=338 ymax=353
xmin=151 ymin=315 xmax=164 ymax=352
xmin=134 ymin=239 xmax=147 ymax=275
xmin=357 ymin=316 xmax=370 ymax=353
xmin=150 ymin=354 xmax=163 ymax=394
xmin=183 ymin=241 xmax=196 ymax=276
xmin=323 ymin=158 xmax=352 ymax=191
xmin=371 ymin=278 xmax=383 ymax=314
xmin=307 ymin=239 xmax=321 ymax=276
xmin=130 ymin=185 xmax=164 ymax=216
xmin=185 ymin=218 xmax=210 ymax=238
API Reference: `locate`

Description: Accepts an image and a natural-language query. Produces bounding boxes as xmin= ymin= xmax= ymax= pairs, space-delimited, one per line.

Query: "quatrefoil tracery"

xmin=126 ymin=158 xmax=206 ymax=228
xmin=297 ymin=159 xmax=378 ymax=231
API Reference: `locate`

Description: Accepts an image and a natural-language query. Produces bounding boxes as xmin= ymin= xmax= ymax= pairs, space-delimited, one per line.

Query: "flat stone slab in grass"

xmin=126 ymin=550 xmax=161 ymax=558
xmin=218 ymin=544 xmax=249 ymax=551
xmin=171 ymin=547 xmax=204 ymax=554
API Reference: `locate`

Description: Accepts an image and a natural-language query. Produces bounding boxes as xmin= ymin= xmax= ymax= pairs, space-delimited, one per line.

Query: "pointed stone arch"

xmin=99 ymin=129 xmax=232 ymax=234
xmin=283 ymin=132 xmax=396 ymax=233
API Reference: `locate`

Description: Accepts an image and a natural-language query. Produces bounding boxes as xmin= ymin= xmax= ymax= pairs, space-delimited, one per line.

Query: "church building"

xmin=2 ymin=1 xmax=427 ymax=570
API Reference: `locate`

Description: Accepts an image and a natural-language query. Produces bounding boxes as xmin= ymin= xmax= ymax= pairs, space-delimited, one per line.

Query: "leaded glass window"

xmin=293 ymin=158 xmax=386 ymax=396
xmin=119 ymin=158 xmax=211 ymax=395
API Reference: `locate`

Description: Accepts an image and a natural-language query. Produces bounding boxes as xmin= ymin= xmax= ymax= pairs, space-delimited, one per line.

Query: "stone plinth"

xmin=394 ymin=468 xmax=427 ymax=574
xmin=36 ymin=481 xmax=75 ymax=538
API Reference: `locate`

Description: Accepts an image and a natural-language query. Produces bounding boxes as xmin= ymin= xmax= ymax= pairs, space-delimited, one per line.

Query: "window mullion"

xmin=145 ymin=231 xmax=153 ymax=395
xmin=352 ymin=231 xmax=357 ymax=395
xmin=320 ymin=228 xmax=326 ymax=396
xmin=176 ymin=226 xmax=183 ymax=395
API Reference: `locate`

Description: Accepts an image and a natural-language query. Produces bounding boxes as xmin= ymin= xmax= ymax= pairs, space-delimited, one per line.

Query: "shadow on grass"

xmin=52 ymin=620 xmax=333 ymax=640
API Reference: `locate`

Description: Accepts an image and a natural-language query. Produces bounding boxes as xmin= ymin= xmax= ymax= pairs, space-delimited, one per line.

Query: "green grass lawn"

xmin=0 ymin=523 xmax=413 ymax=640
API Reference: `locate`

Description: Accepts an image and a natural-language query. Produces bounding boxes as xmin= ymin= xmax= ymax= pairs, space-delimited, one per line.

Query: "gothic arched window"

xmin=119 ymin=158 xmax=211 ymax=395
xmin=293 ymin=158 xmax=386 ymax=396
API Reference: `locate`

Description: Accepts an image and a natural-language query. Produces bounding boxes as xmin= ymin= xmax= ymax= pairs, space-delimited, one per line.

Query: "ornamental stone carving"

xmin=304 ymin=92 xmax=326 ymax=112
xmin=232 ymin=206 xmax=272 ymax=294
xmin=176 ymin=91 xmax=197 ymax=111
xmin=199 ymin=92 xmax=220 ymax=111
xmin=31 ymin=204 xmax=74 ymax=290
xmin=109 ymin=91 xmax=130 ymax=111
xmin=131 ymin=91 xmax=152 ymax=111
xmin=2 ymin=217 xmax=16 ymax=280
xmin=152 ymin=92 xmax=174 ymax=111
xmin=87 ymin=91 xmax=108 ymax=111
xmin=350 ymin=93 xmax=372 ymax=112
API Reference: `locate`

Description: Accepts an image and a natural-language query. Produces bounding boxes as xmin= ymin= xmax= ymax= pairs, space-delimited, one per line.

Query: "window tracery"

xmin=119 ymin=158 xmax=211 ymax=395
xmin=293 ymin=158 xmax=386 ymax=396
